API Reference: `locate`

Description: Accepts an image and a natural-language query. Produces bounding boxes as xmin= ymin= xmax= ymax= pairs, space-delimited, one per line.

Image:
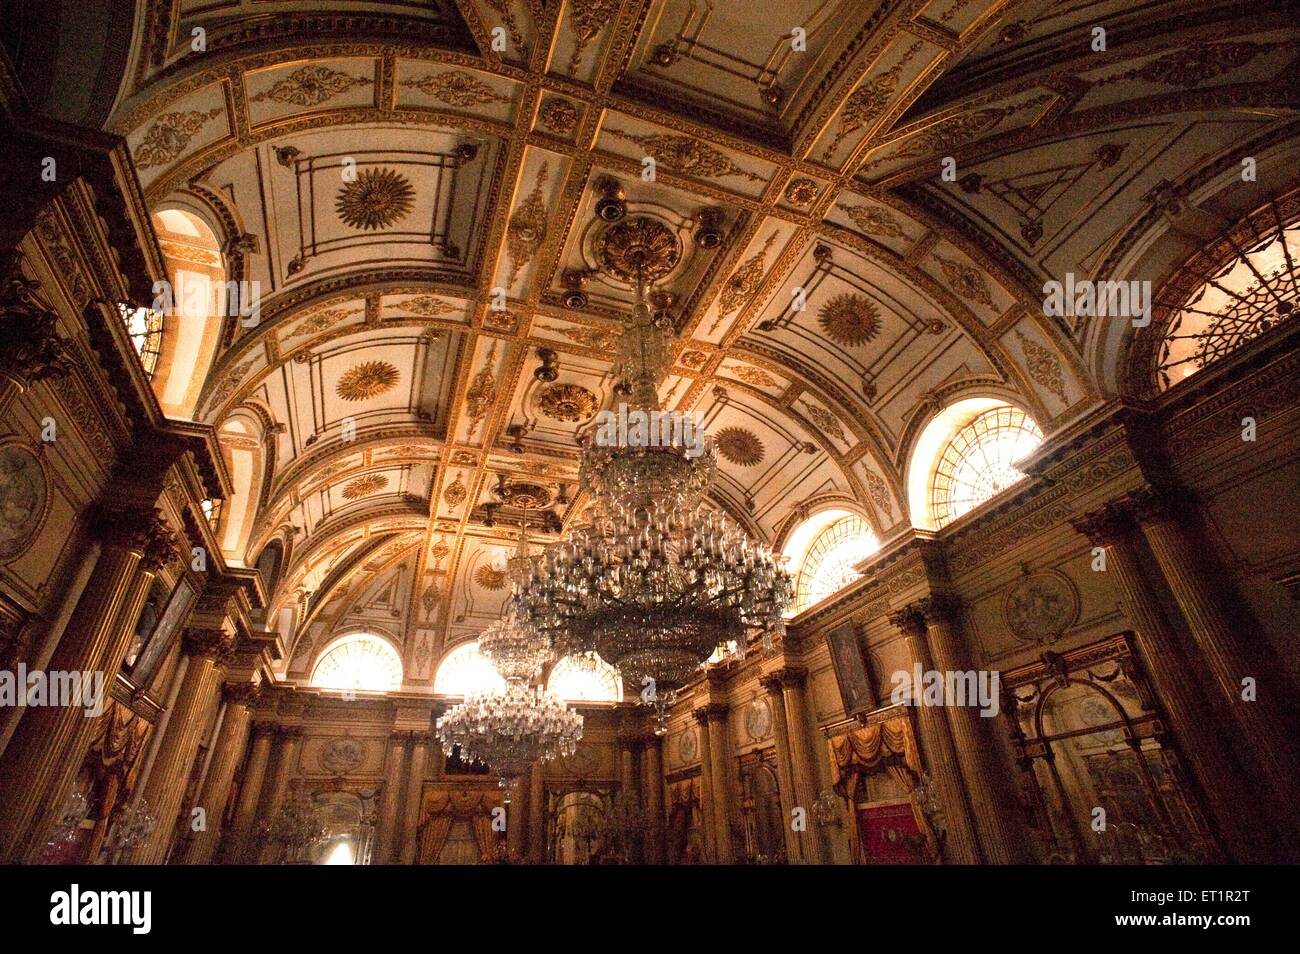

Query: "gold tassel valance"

xmin=827 ymin=716 xmax=920 ymax=797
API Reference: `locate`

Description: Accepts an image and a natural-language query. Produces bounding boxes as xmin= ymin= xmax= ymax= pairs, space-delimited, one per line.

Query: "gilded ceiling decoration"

xmin=474 ymin=565 xmax=508 ymax=590
xmin=818 ymin=293 xmax=883 ymax=347
xmin=597 ymin=217 xmax=682 ymax=282
xmin=537 ymin=383 xmax=599 ymax=423
xmin=133 ymin=109 xmax=223 ymax=169
xmin=342 ymin=474 xmax=389 ymax=499
xmin=400 ymin=70 xmax=509 ymax=107
xmin=538 ymin=98 xmax=579 ymax=134
xmin=840 ymin=203 xmax=905 ymax=238
xmin=114 ymin=0 xmax=1295 ymax=661
xmin=506 ymin=163 xmax=550 ymax=286
xmin=336 ymin=361 xmax=400 ymax=401
xmin=715 ymin=427 xmax=765 ymax=467
xmin=251 ymin=65 xmax=372 ymax=106
xmin=335 ymin=168 xmax=416 ymax=231
xmin=607 ymin=129 xmax=763 ymax=183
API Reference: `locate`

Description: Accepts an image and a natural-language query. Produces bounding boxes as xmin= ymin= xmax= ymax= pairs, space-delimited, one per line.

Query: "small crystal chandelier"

xmin=511 ymin=256 xmax=792 ymax=734
xmin=436 ymin=519 xmax=584 ymax=789
xmin=262 ymin=782 xmax=327 ymax=864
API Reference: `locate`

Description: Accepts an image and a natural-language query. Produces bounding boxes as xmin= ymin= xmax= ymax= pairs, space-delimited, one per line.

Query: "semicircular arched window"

xmin=432 ymin=641 xmax=506 ymax=697
xmin=1157 ymin=212 xmax=1299 ymax=390
xmin=310 ymin=633 xmax=402 ymax=693
xmin=793 ymin=514 xmax=879 ymax=614
xmin=929 ymin=405 xmax=1043 ymax=529
xmin=547 ymin=652 xmax=623 ymax=702
xmin=118 ymin=303 xmax=165 ymax=377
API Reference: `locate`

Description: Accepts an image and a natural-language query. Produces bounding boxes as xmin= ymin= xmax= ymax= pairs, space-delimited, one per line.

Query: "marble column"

xmin=527 ymin=762 xmax=546 ymax=864
xmin=373 ymin=731 xmax=407 ymax=864
xmin=178 ymin=682 xmax=259 ymax=864
xmin=760 ymin=674 xmax=802 ymax=862
xmin=133 ymin=628 xmax=234 ymax=863
xmin=1128 ymin=488 xmax=1300 ymax=843
xmin=641 ymin=735 xmax=665 ymax=864
xmin=914 ymin=596 xmax=1030 ymax=864
xmin=776 ymin=668 xmax=825 ymax=863
xmin=702 ymin=704 xmax=735 ymax=863
xmin=692 ymin=709 xmax=718 ymax=862
xmin=0 ymin=507 xmax=175 ymax=861
xmin=223 ymin=721 xmax=273 ymax=863
xmin=1073 ymin=503 xmax=1275 ymax=862
xmin=888 ymin=607 xmax=981 ymax=864
xmin=257 ymin=726 xmax=305 ymax=863
xmin=398 ymin=735 xmax=429 ymax=864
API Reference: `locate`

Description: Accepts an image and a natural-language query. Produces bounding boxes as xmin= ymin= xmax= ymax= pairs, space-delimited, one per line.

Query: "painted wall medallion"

xmin=677 ymin=726 xmax=698 ymax=765
xmin=0 ymin=444 xmax=48 ymax=561
xmin=1003 ymin=569 xmax=1079 ymax=644
xmin=745 ymin=697 xmax=772 ymax=742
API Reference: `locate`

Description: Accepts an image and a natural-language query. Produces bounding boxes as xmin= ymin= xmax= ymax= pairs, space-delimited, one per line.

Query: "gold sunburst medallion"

xmin=715 ymin=427 xmax=765 ymax=467
xmin=818 ymin=293 xmax=882 ymax=347
xmin=336 ymin=361 xmax=400 ymax=401
xmin=538 ymin=383 xmax=598 ymax=422
xmin=475 ymin=565 xmax=507 ymax=590
xmin=335 ymin=167 xmax=415 ymax=231
xmin=341 ymin=474 xmax=388 ymax=499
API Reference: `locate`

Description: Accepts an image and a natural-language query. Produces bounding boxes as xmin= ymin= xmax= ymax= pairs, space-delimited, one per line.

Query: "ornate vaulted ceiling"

xmin=106 ymin=0 xmax=1300 ymax=688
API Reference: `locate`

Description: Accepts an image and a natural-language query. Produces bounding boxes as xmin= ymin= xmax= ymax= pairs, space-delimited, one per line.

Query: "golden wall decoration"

xmin=133 ymin=108 xmax=224 ymax=170
xmin=934 ymin=254 xmax=994 ymax=309
xmin=730 ymin=364 xmax=779 ymax=388
xmin=784 ymin=178 xmax=820 ymax=207
xmin=717 ymin=232 xmax=778 ymax=317
xmin=538 ymin=98 xmax=578 ymax=134
xmin=802 ymin=401 xmax=847 ymax=446
xmin=400 ymin=295 xmax=457 ymax=317
xmin=840 ymin=203 xmax=905 ymax=238
xmin=567 ymin=0 xmax=619 ymax=75
xmin=443 ymin=474 xmax=467 ymax=509
xmin=597 ymin=217 xmax=681 ymax=282
xmin=336 ymin=360 xmax=400 ymax=401
xmin=335 ymin=168 xmax=415 ymax=231
xmin=506 ymin=163 xmax=550 ymax=286
xmin=1015 ymin=330 xmax=1068 ymax=402
xmin=474 ymin=564 xmax=507 ymax=590
xmin=608 ymin=128 xmax=763 ymax=183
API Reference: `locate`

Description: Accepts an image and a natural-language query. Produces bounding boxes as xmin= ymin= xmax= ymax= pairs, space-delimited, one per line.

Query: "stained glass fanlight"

xmin=310 ymin=633 xmax=403 ymax=693
xmin=929 ymin=405 xmax=1044 ymax=529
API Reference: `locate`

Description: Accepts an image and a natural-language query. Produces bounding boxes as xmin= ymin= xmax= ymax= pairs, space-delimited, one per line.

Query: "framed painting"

xmin=826 ymin=621 xmax=874 ymax=718
xmin=129 ymin=575 xmax=197 ymax=684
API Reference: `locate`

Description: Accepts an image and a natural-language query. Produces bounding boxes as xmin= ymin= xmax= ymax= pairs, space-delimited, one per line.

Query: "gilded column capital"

xmin=772 ymin=666 xmax=807 ymax=689
xmin=758 ymin=672 xmax=785 ymax=696
xmin=183 ymin=627 xmax=236 ymax=664
xmin=1069 ymin=501 xmax=1132 ymax=546
xmin=95 ymin=506 xmax=178 ymax=569
xmin=250 ymin=720 xmax=277 ymax=739
xmin=915 ymin=594 xmax=962 ymax=626
xmin=887 ymin=604 xmax=926 ymax=637
xmin=275 ymin=725 xmax=305 ymax=741
xmin=1123 ymin=485 xmax=1178 ymax=525
xmin=222 ymin=682 xmax=262 ymax=707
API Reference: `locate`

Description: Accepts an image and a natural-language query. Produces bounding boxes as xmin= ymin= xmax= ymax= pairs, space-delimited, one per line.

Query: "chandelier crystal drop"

xmin=511 ymin=276 xmax=793 ymax=734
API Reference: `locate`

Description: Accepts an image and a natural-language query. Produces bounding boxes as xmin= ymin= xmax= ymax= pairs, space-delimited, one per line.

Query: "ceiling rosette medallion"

xmin=818 ymin=293 xmax=882 ymax=347
xmin=714 ymin=427 xmax=765 ymax=467
xmin=537 ymin=383 xmax=599 ymax=422
xmin=336 ymin=361 xmax=400 ymax=401
xmin=475 ymin=565 xmax=508 ymax=590
xmin=597 ymin=216 xmax=681 ymax=283
xmin=335 ymin=168 xmax=415 ymax=231
xmin=342 ymin=474 xmax=388 ymax=499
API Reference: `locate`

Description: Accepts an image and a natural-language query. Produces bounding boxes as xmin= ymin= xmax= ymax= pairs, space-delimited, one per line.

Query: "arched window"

xmin=790 ymin=514 xmax=879 ymax=614
xmin=433 ymin=641 xmax=505 ymax=697
xmin=547 ymin=653 xmax=623 ymax=702
xmin=310 ymin=633 xmax=402 ymax=693
xmin=1157 ymin=210 xmax=1299 ymax=390
xmin=117 ymin=303 xmax=165 ymax=377
xmin=929 ymin=405 xmax=1043 ymax=529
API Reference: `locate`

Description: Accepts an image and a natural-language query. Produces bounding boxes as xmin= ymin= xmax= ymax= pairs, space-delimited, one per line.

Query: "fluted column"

xmin=0 ymin=507 xmax=175 ymax=861
xmin=179 ymin=682 xmax=258 ymax=864
xmin=776 ymin=668 xmax=825 ymax=863
xmin=1073 ymin=503 xmax=1274 ymax=862
xmin=224 ymin=721 xmax=273 ymax=862
xmin=760 ymin=674 xmax=802 ymax=862
xmin=641 ymin=735 xmax=665 ymax=864
xmin=888 ymin=607 xmax=981 ymax=864
xmin=914 ymin=596 xmax=1030 ymax=863
xmin=373 ymin=731 xmax=408 ymax=864
xmin=398 ymin=735 xmax=429 ymax=864
xmin=133 ymin=628 xmax=234 ymax=863
xmin=1128 ymin=488 xmax=1300 ymax=841
xmin=528 ymin=762 xmax=546 ymax=863
xmin=257 ymin=726 xmax=304 ymax=863
xmin=702 ymin=704 xmax=735 ymax=863
xmin=692 ymin=709 xmax=718 ymax=862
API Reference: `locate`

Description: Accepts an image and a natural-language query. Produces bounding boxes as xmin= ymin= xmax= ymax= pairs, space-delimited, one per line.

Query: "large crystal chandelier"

xmin=511 ymin=225 xmax=792 ymax=733
xmin=436 ymin=518 xmax=583 ymax=789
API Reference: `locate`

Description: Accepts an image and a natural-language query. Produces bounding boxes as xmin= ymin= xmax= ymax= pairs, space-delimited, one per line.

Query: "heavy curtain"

xmin=827 ymin=716 xmax=922 ymax=864
xmin=416 ymin=787 xmax=503 ymax=863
